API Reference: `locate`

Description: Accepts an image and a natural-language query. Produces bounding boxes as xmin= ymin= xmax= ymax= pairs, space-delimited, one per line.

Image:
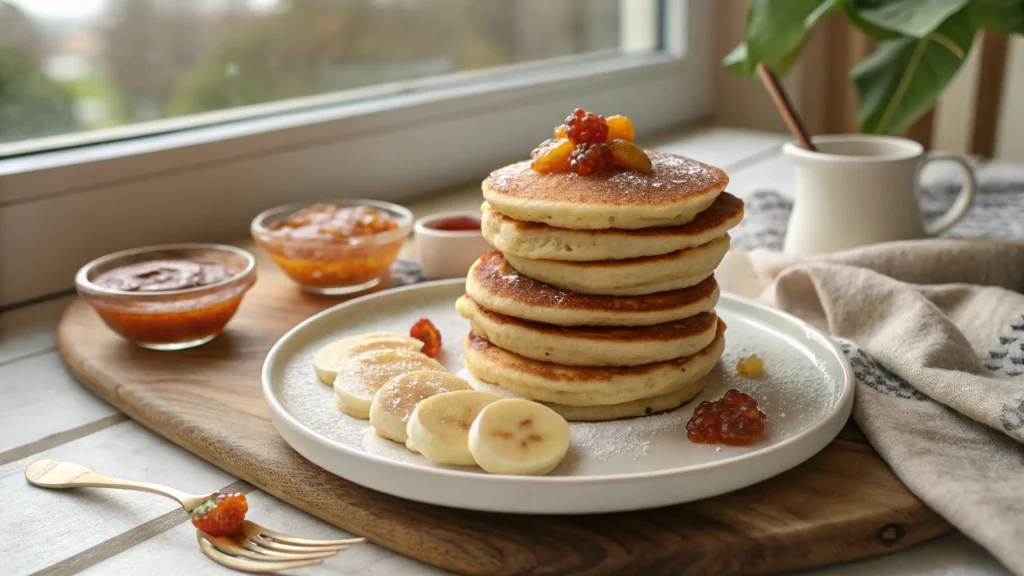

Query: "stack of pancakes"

xmin=458 ymin=152 xmax=743 ymax=421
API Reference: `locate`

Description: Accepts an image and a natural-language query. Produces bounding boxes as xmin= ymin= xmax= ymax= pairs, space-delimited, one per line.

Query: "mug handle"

xmin=919 ymin=153 xmax=977 ymax=237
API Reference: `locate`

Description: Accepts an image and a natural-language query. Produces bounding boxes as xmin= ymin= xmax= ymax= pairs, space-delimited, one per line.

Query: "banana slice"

xmin=406 ymin=390 xmax=503 ymax=466
xmin=369 ymin=371 xmax=472 ymax=443
xmin=468 ymin=398 xmax=570 ymax=476
xmin=334 ymin=349 xmax=444 ymax=419
xmin=313 ymin=333 xmax=423 ymax=385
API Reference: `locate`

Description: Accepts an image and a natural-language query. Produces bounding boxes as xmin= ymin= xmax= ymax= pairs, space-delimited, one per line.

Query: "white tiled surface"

xmin=0 ymin=128 xmax=1012 ymax=576
xmin=1 ymin=422 xmax=235 ymax=574
xmin=0 ymin=295 xmax=72 ymax=363
xmin=0 ymin=351 xmax=118 ymax=453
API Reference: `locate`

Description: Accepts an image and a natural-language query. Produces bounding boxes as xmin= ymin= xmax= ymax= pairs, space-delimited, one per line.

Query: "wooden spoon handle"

xmin=756 ymin=63 xmax=817 ymax=151
xmin=26 ymin=459 xmax=216 ymax=512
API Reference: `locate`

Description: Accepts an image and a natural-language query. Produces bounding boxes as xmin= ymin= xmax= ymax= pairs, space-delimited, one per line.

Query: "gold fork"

xmin=26 ymin=459 xmax=363 ymax=573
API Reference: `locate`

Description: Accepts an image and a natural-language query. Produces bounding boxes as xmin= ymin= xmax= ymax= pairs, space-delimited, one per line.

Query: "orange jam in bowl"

xmin=251 ymin=199 xmax=413 ymax=295
xmin=75 ymin=244 xmax=257 ymax=350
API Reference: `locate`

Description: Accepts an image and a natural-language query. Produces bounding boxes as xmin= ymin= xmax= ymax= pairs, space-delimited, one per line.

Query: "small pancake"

xmin=461 ymin=367 xmax=705 ymax=422
xmin=456 ymin=295 xmax=718 ymax=367
xmin=462 ymin=321 xmax=725 ymax=407
xmin=482 ymin=152 xmax=729 ymax=230
xmin=466 ymin=251 xmax=719 ymax=327
xmin=504 ymin=234 xmax=730 ymax=296
xmin=545 ymin=383 xmax=704 ymax=422
xmin=482 ymin=192 xmax=744 ymax=261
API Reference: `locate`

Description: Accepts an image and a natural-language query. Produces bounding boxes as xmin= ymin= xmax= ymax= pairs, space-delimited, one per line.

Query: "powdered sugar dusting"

xmin=339 ymin=349 xmax=441 ymax=400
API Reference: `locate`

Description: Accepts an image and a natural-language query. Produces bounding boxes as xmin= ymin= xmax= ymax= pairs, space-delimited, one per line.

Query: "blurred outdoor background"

xmin=0 ymin=0 xmax=628 ymax=145
xmin=3 ymin=0 xmax=1022 ymax=160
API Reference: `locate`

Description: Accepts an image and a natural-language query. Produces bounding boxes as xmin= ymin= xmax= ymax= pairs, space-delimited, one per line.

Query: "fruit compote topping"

xmin=410 ymin=317 xmax=442 ymax=358
xmin=191 ymin=492 xmax=249 ymax=536
xmin=736 ymin=354 xmax=764 ymax=377
xmin=531 ymin=109 xmax=651 ymax=175
xmin=267 ymin=204 xmax=398 ymax=241
xmin=686 ymin=389 xmax=767 ymax=447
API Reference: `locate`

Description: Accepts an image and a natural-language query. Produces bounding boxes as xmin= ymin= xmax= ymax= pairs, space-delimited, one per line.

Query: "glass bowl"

xmin=75 ymin=244 xmax=257 ymax=350
xmin=250 ymin=199 xmax=413 ymax=295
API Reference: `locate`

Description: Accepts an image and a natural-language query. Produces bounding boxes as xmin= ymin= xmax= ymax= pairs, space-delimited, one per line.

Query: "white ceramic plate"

xmin=262 ymin=279 xmax=853 ymax=514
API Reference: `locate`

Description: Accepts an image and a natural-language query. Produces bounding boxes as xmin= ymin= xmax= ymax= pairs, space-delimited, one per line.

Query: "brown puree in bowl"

xmin=93 ymin=260 xmax=232 ymax=292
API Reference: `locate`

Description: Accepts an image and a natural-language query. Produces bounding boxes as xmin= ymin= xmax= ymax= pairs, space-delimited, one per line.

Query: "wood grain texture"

xmin=57 ymin=243 xmax=951 ymax=576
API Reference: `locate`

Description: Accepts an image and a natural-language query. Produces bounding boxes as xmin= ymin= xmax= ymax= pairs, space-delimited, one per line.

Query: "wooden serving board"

xmin=58 ymin=243 xmax=950 ymax=576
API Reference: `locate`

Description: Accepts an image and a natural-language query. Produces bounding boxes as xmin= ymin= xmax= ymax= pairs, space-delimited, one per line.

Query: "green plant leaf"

xmin=842 ymin=2 xmax=905 ymax=40
xmin=724 ymin=0 xmax=844 ymax=77
xmin=854 ymin=0 xmax=968 ymax=37
xmin=967 ymin=0 xmax=1024 ymax=34
xmin=723 ymin=43 xmax=749 ymax=74
xmin=853 ymin=9 xmax=975 ymax=134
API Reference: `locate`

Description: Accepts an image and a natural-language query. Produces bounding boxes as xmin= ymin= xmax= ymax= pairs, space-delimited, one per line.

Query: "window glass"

xmin=0 ymin=0 xmax=658 ymax=148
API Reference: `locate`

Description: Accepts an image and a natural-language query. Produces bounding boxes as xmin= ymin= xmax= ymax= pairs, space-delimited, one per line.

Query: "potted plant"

xmin=725 ymin=0 xmax=1024 ymax=135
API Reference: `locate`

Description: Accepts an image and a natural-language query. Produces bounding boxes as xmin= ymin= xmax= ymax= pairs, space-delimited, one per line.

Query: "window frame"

xmin=0 ymin=0 xmax=712 ymax=307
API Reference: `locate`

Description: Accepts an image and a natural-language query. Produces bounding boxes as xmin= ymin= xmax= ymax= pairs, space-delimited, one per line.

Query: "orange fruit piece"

xmin=554 ymin=124 xmax=567 ymax=139
xmin=737 ymin=354 xmax=764 ymax=377
xmin=410 ymin=317 xmax=443 ymax=358
xmin=530 ymin=138 xmax=573 ymax=173
xmin=608 ymin=139 xmax=652 ymax=172
xmin=606 ymin=115 xmax=635 ymax=141
xmin=191 ymin=493 xmax=248 ymax=536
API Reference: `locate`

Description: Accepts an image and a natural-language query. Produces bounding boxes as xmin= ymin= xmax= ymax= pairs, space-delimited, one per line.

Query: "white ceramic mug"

xmin=782 ymin=135 xmax=976 ymax=255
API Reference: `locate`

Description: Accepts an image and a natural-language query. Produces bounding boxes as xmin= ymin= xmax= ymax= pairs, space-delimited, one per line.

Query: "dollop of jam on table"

xmin=260 ymin=204 xmax=403 ymax=289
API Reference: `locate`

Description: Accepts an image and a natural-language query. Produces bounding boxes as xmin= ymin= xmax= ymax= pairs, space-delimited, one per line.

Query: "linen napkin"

xmin=720 ymin=186 xmax=1024 ymax=575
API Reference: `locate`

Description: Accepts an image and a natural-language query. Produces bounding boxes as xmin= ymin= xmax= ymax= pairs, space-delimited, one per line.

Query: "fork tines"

xmin=197 ymin=520 xmax=365 ymax=573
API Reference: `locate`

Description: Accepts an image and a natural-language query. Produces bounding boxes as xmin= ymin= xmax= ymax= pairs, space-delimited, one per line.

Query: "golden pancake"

xmin=482 ymin=192 xmax=744 ymax=261
xmin=462 ymin=321 xmax=725 ymax=406
xmin=482 ymin=152 xmax=729 ymax=230
xmin=456 ymin=295 xmax=718 ymax=367
xmin=504 ymin=234 xmax=730 ymax=296
xmin=543 ymin=382 xmax=705 ymax=421
xmin=462 ymin=368 xmax=705 ymax=422
xmin=466 ymin=251 xmax=719 ymax=327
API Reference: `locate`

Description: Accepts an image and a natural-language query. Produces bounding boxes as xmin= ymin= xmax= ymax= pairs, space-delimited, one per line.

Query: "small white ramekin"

xmin=414 ymin=211 xmax=492 ymax=280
